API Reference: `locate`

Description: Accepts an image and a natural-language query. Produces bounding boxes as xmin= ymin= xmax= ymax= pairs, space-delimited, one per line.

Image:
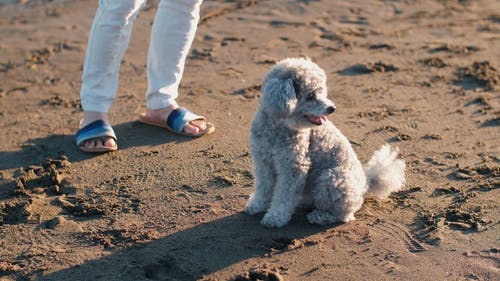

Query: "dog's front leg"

xmin=260 ymin=154 xmax=310 ymax=228
xmin=245 ymin=153 xmax=276 ymax=215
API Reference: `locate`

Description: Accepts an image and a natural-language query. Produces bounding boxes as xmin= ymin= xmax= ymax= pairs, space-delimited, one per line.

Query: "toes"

xmin=103 ymin=137 xmax=116 ymax=148
xmin=183 ymin=125 xmax=200 ymax=135
xmin=245 ymin=197 xmax=269 ymax=215
xmin=82 ymin=137 xmax=115 ymax=149
xmin=98 ymin=137 xmax=115 ymax=148
xmin=191 ymin=119 xmax=207 ymax=130
xmin=184 ymin=119 xmax=208 ymax=134
xmin=93 ymin=138 xmax=104 ymax=149
xmin=82 ymin=140 xmax=89 ymax=149
xmin=188 ymin=119 xmax=207 ymax=131
xmin=245 ymin=203 xmax=264 ymax=215
xmin=84 ymin=139 xmax=97 ymax=149
xmin=260 ymin=212 xmax=290 ymax=228
xmin=306 ymin=209 xmax=353 ymax=225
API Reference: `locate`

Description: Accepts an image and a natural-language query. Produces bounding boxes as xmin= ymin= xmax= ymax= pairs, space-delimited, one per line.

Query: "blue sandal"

xmin=76 ymin=120 xmax=118 ymax=153
xmin=139 ymin=107 xmax=215 ymax=137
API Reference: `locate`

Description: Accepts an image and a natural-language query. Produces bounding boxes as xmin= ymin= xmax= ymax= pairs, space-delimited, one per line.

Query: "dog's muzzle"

xmin=305 ymin=104 xmax=336 ymax=126
xmin=326 ymin=106 xmax=336 ymax=114
xmin=306 ymin=115 xmax=328 ymax=125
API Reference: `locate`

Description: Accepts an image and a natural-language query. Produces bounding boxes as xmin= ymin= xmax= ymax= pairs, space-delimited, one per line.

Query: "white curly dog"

xmin=245 ymin=58 xmax=406 ymax=228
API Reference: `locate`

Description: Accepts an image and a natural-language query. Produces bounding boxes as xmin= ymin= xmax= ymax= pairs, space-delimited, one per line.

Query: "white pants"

xmin=80 ymin=0 xmax=203 ymax=113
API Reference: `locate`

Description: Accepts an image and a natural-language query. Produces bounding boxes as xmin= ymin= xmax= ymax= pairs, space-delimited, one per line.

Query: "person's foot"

xmin=79 ymin=111 xmax=117 ymax=151
xmin=144 ymin=103 xmax=208 ymax=135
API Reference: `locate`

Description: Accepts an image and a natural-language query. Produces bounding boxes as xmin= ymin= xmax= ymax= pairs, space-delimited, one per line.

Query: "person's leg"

xmin=143 ymin=0 xmax=210 ymax=135
xmin=79 ymin=0 xmax=146 ymax=150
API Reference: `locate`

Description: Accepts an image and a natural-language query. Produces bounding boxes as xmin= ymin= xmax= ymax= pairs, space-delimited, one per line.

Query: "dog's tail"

xmin=364 ymin=144 xmax=406 ymax=199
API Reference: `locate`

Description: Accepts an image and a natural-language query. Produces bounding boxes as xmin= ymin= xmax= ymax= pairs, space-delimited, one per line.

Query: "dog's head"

xmin=260 ymin=57 xmax=336 ymax=129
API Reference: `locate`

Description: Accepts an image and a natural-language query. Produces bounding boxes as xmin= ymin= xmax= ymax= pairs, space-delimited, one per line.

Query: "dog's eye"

xmin=306 ymin=93 xmax=315 ymax=101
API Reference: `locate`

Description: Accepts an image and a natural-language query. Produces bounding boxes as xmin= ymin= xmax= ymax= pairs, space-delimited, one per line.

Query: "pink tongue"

xmin=307 ymin=115 xmax=327 ymax=125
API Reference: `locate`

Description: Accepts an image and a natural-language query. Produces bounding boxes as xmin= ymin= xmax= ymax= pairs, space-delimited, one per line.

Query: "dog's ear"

xmin=260 ymin=77 xmax=297 ymax=117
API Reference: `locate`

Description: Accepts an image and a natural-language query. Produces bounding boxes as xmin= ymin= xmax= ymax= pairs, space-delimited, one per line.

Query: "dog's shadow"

xmin=40 ymin=213 xmax=330 ymax=281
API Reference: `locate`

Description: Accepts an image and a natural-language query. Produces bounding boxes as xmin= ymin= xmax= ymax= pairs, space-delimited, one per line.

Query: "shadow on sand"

xmin=39 ymin=213 xmax=330 ymax=281
xmin=0 ymin=121 xmax=192 ymax=170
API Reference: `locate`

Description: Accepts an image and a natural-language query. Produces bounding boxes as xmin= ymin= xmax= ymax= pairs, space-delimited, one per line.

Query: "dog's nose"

xmin=326 ymin=106 xmax=336 ymax=114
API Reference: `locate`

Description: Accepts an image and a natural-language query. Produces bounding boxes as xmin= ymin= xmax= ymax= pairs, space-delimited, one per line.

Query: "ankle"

xmin=146 ymin=103 xmax=178 ymax=119
xmin=81 ymin=111 xmax=109 ymax=127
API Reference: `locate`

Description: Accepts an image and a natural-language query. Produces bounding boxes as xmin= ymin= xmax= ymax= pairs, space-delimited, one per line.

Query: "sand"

xmin=0 ymin=0 xmax=499 ymax=280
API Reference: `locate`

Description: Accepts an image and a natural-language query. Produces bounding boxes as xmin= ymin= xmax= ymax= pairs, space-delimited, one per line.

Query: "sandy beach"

xmin=0 ymin=0 xmax=499 ymax=280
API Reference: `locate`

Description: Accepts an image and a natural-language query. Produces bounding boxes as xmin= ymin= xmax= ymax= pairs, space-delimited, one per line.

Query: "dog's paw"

xmin=245 ymin=198 xmax=269 ymax=215
xmin=306 ymin=209 xmax=354 ymax=225
xmin=260 ymin=212 xmax=290 ymax=228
